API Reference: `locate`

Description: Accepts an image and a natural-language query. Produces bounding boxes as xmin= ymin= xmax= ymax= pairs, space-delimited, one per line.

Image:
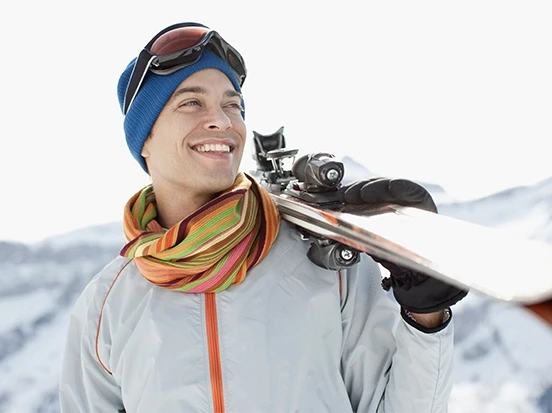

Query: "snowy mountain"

xmin=341 ymin=155 xmax=457 ymax=205
xmin=1 ymin=165 xmax=551 ymax=413
xmin=439 ymin=176 xmax=552 ymax=244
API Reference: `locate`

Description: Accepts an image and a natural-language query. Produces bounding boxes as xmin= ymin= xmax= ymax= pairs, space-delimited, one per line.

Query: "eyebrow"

xmin=171 ymin=86 xmax=242 ymax=101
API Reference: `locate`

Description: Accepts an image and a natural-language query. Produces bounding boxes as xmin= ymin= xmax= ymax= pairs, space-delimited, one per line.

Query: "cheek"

xmin=232 ymin=117 xmax=247 ymax=141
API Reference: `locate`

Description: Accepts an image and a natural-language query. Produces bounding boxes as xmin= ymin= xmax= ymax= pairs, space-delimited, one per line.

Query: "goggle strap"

xmin=123 ymin=53 xmax=157 ymax=115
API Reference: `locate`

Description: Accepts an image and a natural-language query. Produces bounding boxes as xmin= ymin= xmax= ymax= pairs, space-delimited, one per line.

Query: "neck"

xmin=151 ymin=183 xmax=218 ymax=229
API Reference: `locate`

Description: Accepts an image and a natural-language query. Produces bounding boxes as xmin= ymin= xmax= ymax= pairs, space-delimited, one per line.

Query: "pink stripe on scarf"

xmin=187 ymin=231 xmax=255 ymax=293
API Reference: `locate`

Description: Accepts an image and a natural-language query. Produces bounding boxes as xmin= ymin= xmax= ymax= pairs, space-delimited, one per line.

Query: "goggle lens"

xmin=150 ymin=26 xmax=210 ymax=55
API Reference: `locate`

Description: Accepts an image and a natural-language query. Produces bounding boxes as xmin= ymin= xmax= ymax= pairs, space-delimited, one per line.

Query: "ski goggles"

xmin=123 ymin=22 xmax=247 ymax=115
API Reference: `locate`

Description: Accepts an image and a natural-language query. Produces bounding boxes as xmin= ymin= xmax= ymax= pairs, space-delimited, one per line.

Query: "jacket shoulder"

xmin=71 ymin=256 xmax=133 ymax=316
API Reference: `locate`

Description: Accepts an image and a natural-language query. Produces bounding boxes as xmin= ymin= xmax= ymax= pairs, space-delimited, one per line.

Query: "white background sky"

xmin=1 ymin=0 xmax=551 ymax=243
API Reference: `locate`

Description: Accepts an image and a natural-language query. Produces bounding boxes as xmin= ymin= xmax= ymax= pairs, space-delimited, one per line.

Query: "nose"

xmin=203 ymin=105 xmax=232 ymax=130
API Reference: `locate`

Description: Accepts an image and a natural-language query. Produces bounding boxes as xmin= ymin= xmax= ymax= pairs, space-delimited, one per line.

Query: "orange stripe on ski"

xmin=525 ymin=299 xmax=552 ymax=328
xmin=318 ymin=209 xmax=340 ymax=225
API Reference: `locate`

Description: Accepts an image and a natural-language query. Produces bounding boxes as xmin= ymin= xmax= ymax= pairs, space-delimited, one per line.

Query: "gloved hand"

xmin=338 ymin=177 xmax=469 ymax=314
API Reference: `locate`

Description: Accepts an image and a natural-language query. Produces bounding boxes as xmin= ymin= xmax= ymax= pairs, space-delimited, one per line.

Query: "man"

xmin=59 ymin=22 xmax=467 ymax=412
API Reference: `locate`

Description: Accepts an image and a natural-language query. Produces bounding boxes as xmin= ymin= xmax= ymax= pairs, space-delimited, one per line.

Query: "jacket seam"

xmin=338 ymin=270 xmax=343 ymax=302
xmin=95 ymin=259 xmax=133 ymax=375
xmin=429 ymin=334 xmax=442 ymax=413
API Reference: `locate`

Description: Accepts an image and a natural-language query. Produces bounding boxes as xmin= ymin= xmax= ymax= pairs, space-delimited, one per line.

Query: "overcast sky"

xmin=2 ymin=0 xmax=551 ymax=243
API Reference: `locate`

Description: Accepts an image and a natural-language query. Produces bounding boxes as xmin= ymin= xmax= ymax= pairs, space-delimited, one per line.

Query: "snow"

xmin=0 ymin=290 xmax=57 ymax=334
xmin=0 ymin=311 xmax=70 ymax=413
xmin=1 ymin=162 xmax=552 ymax=413
xmin=449 ymin=381 xmax=543 ymax=413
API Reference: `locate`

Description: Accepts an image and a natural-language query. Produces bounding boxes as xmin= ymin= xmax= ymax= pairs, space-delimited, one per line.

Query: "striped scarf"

xmin=120 ymin=172 xmax=280 ymax=293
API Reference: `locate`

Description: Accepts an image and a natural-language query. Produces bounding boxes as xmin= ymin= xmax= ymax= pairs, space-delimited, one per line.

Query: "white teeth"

xmin=195 ymin=144 xmax=231 ymax=153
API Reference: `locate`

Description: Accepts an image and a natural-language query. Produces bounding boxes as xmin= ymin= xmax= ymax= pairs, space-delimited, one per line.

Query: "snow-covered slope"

xmin=0 ymin=226 xmax=124 ymax=413
xmin=1 ymin=166 xmax=551 ymax=413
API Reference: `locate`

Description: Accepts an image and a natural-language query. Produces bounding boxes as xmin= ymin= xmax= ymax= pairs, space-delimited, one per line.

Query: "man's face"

xmin=142 ymin=68 xmax=246 ymax=198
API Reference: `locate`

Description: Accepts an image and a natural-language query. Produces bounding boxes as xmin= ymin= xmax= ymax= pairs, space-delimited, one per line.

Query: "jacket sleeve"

xmin=59 ymin=266 xmax=125 ymax=412
xmin=340 ymin=256 xmax=454 ymax=413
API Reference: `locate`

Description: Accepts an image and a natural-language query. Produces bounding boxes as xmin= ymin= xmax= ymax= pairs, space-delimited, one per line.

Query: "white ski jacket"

xmin=59 ymin=221 xmax=454 ymax=413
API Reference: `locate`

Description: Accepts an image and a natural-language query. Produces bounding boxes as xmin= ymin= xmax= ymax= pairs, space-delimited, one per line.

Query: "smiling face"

xmin=141 ymin=68 xmax=246 ymax=203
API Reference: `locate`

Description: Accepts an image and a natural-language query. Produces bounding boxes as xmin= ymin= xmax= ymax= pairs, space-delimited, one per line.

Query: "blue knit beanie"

xmin=117 ymin=49 xmax=244 ymax=172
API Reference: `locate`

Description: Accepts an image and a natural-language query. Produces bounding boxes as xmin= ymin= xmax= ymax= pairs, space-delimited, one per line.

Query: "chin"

xmin=207 ymin=171 xmax=240 ymax=193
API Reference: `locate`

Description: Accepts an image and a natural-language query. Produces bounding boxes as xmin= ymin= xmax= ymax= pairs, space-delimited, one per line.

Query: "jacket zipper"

xmin=205 ymin=293 xmax=225 ymax=413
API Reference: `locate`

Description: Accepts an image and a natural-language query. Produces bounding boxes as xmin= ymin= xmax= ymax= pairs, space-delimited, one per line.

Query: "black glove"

xmin=338 ymin=177 xmax=468 ymax=314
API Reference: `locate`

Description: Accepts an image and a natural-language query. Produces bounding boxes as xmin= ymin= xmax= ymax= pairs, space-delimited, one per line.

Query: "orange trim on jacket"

xmin=95 ymin=259 xmax=132 ymax=375
xmin=205 ymin=293 xmax=225 ymax=413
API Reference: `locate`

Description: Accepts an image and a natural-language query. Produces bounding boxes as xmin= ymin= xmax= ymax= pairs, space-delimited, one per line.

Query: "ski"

xmin=250 ymin=128 xmax=552 ymax=325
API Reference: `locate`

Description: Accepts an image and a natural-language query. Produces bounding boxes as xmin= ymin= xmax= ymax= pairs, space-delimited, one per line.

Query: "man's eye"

xmin=180 ymin=100 xmax=200 ymax=107
xmin=227 ymin=102 xmax=243 ymax=110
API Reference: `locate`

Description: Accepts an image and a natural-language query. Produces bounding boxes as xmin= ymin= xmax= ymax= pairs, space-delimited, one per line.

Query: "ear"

xmin=141 ymin=137 xmax=151 ymax=159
